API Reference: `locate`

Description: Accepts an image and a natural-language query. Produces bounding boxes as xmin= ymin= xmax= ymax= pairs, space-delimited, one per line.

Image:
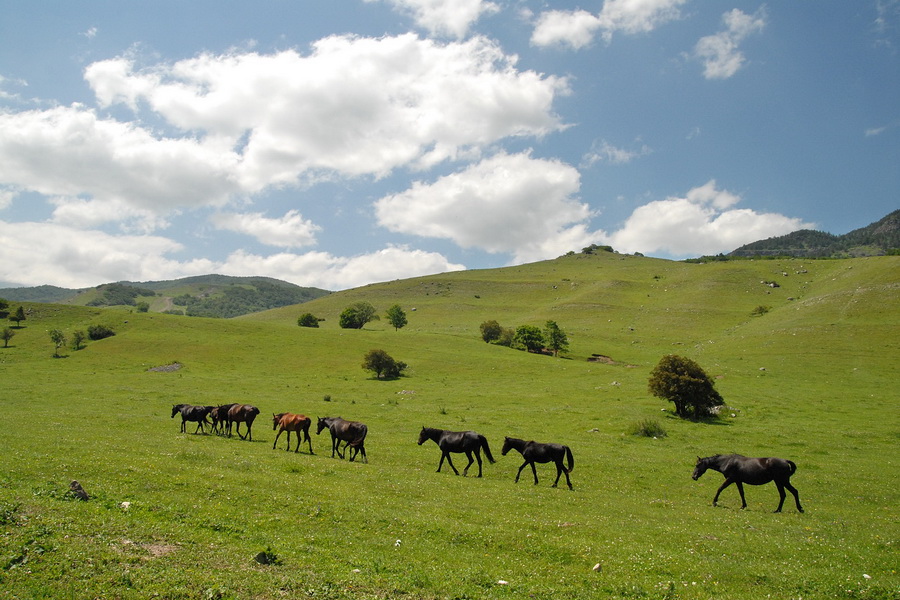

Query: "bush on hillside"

xmin=87 ymin=324 xmax=116 ymax=341
xmin=340 ymin=302 xmax=378 ymax=329
xmin=479 ymin=320 xmax=503 ymax=343
xmin=362 ymin=349 xmax=407 ymax=380
xmin=297 ymin=313 xmax=320 ymax=328
xmin=648 ymin=354 xmax=723 ymax=419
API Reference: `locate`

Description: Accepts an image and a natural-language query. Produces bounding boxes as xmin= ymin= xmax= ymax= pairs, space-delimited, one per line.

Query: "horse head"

xmin=273 ymin=413 xmax=285 ymax=430
xmin=417 ymin=426 xmax=430 ymax=445
xmin=692 ymin=456 xmax=709 ymax=480
xmin=501 ymin=436 xmax=512 ymax=456
xmin=171 ymin=404 xmax=182 ymax=418
xmin=316 ymin=417 xmax=328 ymax=435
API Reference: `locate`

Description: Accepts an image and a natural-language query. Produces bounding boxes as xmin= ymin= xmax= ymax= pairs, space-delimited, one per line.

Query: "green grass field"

xmin=1 ymin=253 xmax=897 ymax=599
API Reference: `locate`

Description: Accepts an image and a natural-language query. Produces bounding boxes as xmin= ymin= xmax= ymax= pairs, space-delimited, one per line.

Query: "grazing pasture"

xmin=0 ymin=253 xmax=897 ymax=599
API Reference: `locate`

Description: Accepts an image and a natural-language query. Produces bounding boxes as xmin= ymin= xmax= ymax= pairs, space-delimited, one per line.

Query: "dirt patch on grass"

xmin=148 ymin=362 xmax=183 ymax=372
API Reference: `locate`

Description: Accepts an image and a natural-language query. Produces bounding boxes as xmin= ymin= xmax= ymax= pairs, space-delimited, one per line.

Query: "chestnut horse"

xmin=272 ymin=413 xmax=314 ymax=454
xmin=501 ymin=436 xmax=574 ymax=489
xmin=226 ymin=404 xmax=260 ymax=441
xmin=417 ymin=427 xmax=495 ymax=478
xmin=316 ymin=416 xmax=368 ymax=463
xmin=210 ymin=403 xmax=238 ymax=435
xmin=693 ymin=454 xmax=803 ymax=512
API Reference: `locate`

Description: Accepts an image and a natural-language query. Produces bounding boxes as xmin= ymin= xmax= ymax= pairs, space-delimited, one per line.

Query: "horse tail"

xmin=565 ymin=445 xmax=575 ymax=473
xmin=787 ymin=460 xmax=797 ymax=476
xmin=480 ymin=435 xmax=496 ymax=463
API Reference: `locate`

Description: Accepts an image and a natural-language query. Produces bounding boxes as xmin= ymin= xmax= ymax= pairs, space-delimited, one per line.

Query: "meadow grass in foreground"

xmin=0 ymin=254 xmax=897 ymax=599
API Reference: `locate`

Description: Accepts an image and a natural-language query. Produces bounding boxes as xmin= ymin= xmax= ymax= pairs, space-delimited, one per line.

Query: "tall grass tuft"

xmin=629 ymin=418 xmax=667 ymax=438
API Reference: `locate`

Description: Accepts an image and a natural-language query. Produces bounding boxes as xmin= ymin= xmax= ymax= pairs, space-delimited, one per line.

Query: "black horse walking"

xmin=171 ymin=404 xmax=213 ymax=434
xmin=692 ymin=454 xmax=803 ymax=512
xmin=316 ymin=417 xmax=368 ymax=463
xmin=417 ymin=427 xmax=495 ymax=477
xmin=501 ymin=436 xmax=575 ymax=489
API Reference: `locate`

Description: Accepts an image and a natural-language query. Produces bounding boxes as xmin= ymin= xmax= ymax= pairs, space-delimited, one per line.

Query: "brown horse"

xmin=316 ymin=416 xmax=368 ymax=463
xmin=226 ymin=404 xmax=260 ymax=441
xmin=210 ymin=403 xmax=238 ymax=435
xmin=272 ymin=413 xmax=314 ymax=454
xmin=501 ymin=436 xmax=575 ymax=489
xmin=692 ymin=454 xmax=804 ymax=512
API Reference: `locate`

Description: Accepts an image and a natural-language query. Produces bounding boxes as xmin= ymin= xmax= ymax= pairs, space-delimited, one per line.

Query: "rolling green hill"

xmin=0 ymin=274 xmax=330 ymax=318
xmin=1 ymin=253 xmax=897 ymax=599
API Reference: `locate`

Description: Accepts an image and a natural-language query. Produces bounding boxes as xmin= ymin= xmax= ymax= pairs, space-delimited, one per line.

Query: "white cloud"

xmin=367 ymin=0 xmax=499 ymax=39
xmin=0 ymin=219 xmax=462 ymax=290
xmin=606 ymin=180 xmax=814 ymax=256
xmin=0 ymin=105 xmax=240 ymax=227
xmin=0 ymin=186 xmax=17 ymax=210
xmin=531 ymin=0 xmax=686 ymax=49
xmin=531 ymin=10 xmax=603 ymax=50
xmin=211 ymin=210 xmax=321 ymax=248
xmin=694 ymin=8 xmax=767 ymax=80
xmin=582 ymin=139 xmax=652 ymax=167
xmin=375 ymin=151 xmax=599 ymax=263
xmin=219 ymin=246 xmax=465 ymax=290
xmin=82 ymin=35 xmax=568 ymax=191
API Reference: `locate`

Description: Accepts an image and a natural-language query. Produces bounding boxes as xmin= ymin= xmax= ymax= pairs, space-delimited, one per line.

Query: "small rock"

xmin=497 ymin=580 xmax=508 ymax=585
xmin=593 ymin=563 xmax=602 ymax=572
xmin=119 ymin=501 xmax=131 ymax=511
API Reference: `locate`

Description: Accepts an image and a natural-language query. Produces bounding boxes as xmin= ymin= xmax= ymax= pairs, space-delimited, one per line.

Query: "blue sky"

xmin=1 ymin=0 xmax=897 ymax=290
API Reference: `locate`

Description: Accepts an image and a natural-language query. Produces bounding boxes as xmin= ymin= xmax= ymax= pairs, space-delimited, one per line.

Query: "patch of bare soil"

xmin=148 ymin=362 xmax=183 ymax=372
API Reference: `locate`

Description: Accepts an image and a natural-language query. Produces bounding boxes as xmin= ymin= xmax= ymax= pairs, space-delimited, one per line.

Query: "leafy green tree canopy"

xmin=544 ymin=320 xmax=569 ymax=357
xmin=1 ymin=327 xmax=14 ymax=348
xmin=10 ymin=306 xmax=26 ymax=327
xmin=340 ymin=302 xmax=378 ymax=329
xmin=362 ymin=348 xmax=407 ymax=379
xmin=514 ymin=325 xmax=545 ymax=353
xmin=480 ymin=320 xmax=502 ymax=343
xmin=297 ymin=313 xmax=320 ymax=328
xmin=385 ymin=305 xmax=408 ymax=331
xmin=648 ymin=354 xmax=723 ymax=419
xmin=49 ymin=329 xmax=67 ymax=358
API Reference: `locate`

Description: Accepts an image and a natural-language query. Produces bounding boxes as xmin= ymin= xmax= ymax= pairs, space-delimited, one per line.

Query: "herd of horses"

xmin=171 ymin=403 xmax=804 ymax=510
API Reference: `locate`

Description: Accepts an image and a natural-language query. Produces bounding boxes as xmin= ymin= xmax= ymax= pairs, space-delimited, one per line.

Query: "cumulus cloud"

xmin=532 ymin=0 xmax=686 ymax=48
xmin=219 ymin=246 xmax=465 ymax=290
xmin=375 ymin=151 xmax=600 ymax=263
xmin=82 ymin=35 xmax=568 ymax=191
xmin=367 ymin=0 xmax=499 ymax=39
xmin=0 ymin=105 xmax=240 ymax=226
xmin=0 ymin=218 xmax=463 ymax=290
xmin=211 ymin=210 xmax=321 ymax=248
xmin=694 ymin=8 xmax=767 ymax=79
xmin=606 ymin=180 xmax=814 ymax=256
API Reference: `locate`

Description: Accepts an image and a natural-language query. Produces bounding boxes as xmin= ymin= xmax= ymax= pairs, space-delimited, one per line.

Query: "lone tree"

xmin=297 ymin=312 xmax=320 ymax=328
xmin=479 ymin=320 xmax=502 ymax=343
xmin=71 ymin=330 xmax=86 ymax=351
xmin=648 ymin=354 xmax=723 ymax=419
xmin=362 ymin=348 xmax=407 ymax=379
xmin=544 ymin=320 xmax=569 ymax=357
xmin=49 ymin=329 xmax=67 ymax=358
xmin=1 ymin=327 xmax=14 ymax=348
xmin=339 ymin=301 xmax=378 ymax=329
xmin=514 ymin=325 xmax=545 ymax=353
xmin=385 ymin=304 xmax=408 ymax=331
xmin=9 ymin=306 xmax=26 ymax=327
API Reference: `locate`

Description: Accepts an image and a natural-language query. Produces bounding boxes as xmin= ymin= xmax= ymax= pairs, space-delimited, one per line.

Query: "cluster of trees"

xmin=86 ymin=283 xmax=156 ymax=307
xmin=299 ymin=302 xmax=409 ymax=331
xmin=173 ymin=281 xmax=322 ymax=318
xmin=1 ymin=299 xmax=26 ymax=348
xmin=479 ymin=319 xmax=569 ymax=357
xmin=46 ymin=324 xmax=117 ymax=357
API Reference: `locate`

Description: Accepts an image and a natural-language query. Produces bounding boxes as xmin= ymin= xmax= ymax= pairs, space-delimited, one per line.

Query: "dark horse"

xmin=417 ymin=427 xmax=495 ymax=477
xmin=316 ymin=417 xmax=368 ymax=463
xmin=693 ymin=454 xmax=803 ymax=513
xmin=273 ymin=413 xmax=314 ymax=454
xmin=209 ymin=403 xmax=238 ymax=435
xmin=501 ymin=436 xmax=575 ymax=489
xmin=171 ymin=404 xmax=213 ymax=434
xmin=226 ymin=404 xmax=260 ymax=441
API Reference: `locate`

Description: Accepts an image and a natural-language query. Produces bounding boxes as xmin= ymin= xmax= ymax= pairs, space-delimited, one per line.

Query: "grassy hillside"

xmin=0 ymin=253 xmax=897 ymax=599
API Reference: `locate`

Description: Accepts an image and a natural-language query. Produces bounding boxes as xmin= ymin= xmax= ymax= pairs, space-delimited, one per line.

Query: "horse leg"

xmin=462 ymin=451 xmax=475 ymax=477
xmin=443 ymin=453 xmax=460 ymax=475
xmin=774 ymin=482 xmax=787 ymax=512
xmin=180 ymin=418 xmax=187 ymax=433
xmin=562 ymin=462 xmax=573 ymax=490
xmin=735 ymin=481 xmax=748 ymax=509
xmin=246 ymin=423 xmax=253 ymax=442
xmin=712 ymin=479 xmax=734 ymax=506
xmin=273 ymin=429 xmax=282 ymax=450
xmin=515 ymin=461 xmax=528 ymax=483
xmin=359 ymin=444 xmax=367 ymax=464
xmin=785 ymin=481 xmax=803 ymax=512
xmin=293 ymin=431 xmax=301 ymax=453
xmin=530 ymin=461 xmax=539 ymax=485
xmin=305 ymin=430 xmax=314 ymax=454
xmin=194 ymin=420 xmax=203 ymax=434
xmin=475 ymin=450 xmax=484 ymax=478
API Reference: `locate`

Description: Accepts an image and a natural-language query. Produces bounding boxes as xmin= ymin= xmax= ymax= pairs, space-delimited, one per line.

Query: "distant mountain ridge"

xmin=729 ymin=209 xmax=900 ymax=258
xmin=0 ymin=275 xmax=331 ymax=318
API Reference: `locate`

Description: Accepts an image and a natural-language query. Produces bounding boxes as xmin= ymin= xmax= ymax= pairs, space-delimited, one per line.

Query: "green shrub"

xmin=750 ymin=305 xmax=771 ymax=317
xmin=629 ymin=419 xmax=667 ymax=438
xmin=298 ymin=312 xmax=320 ymax=327
xmin=87 ymin=324 xmax=116 ymax=340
